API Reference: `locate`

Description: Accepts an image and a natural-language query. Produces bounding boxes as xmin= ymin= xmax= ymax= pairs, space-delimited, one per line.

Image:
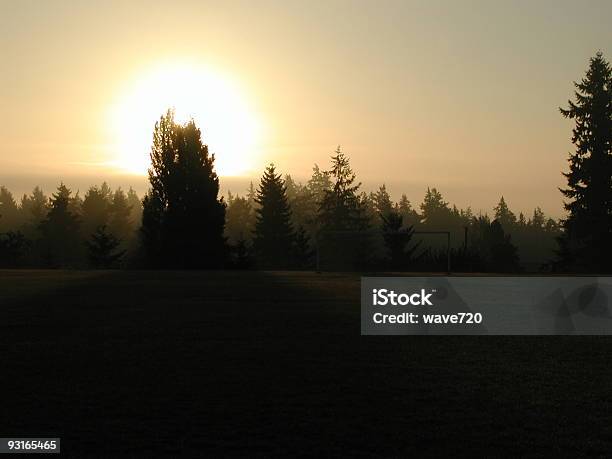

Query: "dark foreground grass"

xmin=0 ymin=270 xmax=610 ymax=457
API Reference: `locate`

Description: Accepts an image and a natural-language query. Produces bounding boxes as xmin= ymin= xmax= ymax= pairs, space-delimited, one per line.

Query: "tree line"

xmin=0 ymin=52 xmax=610 ymax=273
xmin=0 ymin=183 xmax=142 ymax=268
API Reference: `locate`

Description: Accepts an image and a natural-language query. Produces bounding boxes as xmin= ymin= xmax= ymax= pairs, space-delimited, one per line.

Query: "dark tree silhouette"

xmin=397 ymin=194 xmax=420 ymax=228
xmin=81 ymin=184 xmax=111 ymax=240
xmin=19 ymin=186 xmax=49 ymax=237
xmin=494 ymin=196 xmax=517 ymax=231
xmin=225 ymin=192 xmax=255 ymax=245
xmin=371 ymin=184 xmax=394 ymax=219
xmin=39 ymin=184 xmax=82 ymax=267
xmin=0 ymin=231 xmax=29 ymax=268
xmin=420 ymin=187 xmax=451 ymax=228
xmin=487 ymin=220 xmax=520 ymax=272
xmin=381 ymin=210 xmax=420 ymax=270
xmin=86 ymin=225 xmax=126 ymax=268
xmin=470 ymin=216 xmax=520 ymax=272
xmin=293 ymin=225 xmax=314 ymax=269
xmin=318 ymin=147 xmax=369 ymax=269
xmin=126 ymin=187 xmax=142 ymax=230
xmin=231 ymin=236 xmax=253 ymax=269
xmin=252 ymin=164 xmax=294 ymax=269
xmin=141 ymin=110 xmax=227 ymax=268
xmin=108 ymin=188 xmax=132 ymax=244
xmin=319 ymin=147 xmax=367 ymax=232
xmin=558 ymin=52 xmax=612 ymax=272
xmin=0 ymin=186 xmax=19 ymax=232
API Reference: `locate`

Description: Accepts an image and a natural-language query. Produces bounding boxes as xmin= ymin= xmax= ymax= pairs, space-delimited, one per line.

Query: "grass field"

xmin=0 ymin=270 xmax=610 ymax=457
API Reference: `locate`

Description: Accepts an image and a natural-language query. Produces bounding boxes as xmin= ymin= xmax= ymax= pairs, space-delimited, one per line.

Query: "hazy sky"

xmin=1 ymin=0 xmax=611 ymax=216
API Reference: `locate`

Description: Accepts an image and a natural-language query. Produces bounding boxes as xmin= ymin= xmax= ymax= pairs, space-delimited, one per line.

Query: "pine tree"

xmin=494 ymin=196 xmax=517 ymax=230
xmin=318 ymin=147 xmax=369 ymax=269
xmin=126 ymin=187 xmax=142 ymax=230
xmin=225 ymin=193 xmax=255 ymax=245
xmin=141 ymin=109 xmax=227 ymax=268
xmin=19 ymin=186 xmax=49 ymax=238
xmin=232 ymin=235 xmax=252 ymax=269
xmin=0 ymin=231 xmax=29 ymax=268
xmin=247 ymin=182 xmax=257 ymax=209
xmin=372 ymin=184 xmax=394 ymax=220
xmin=487 ymin=220 xmax=520 ymax=272
xmin=0 ymin=186 xmax=19 ymax=232
xmin=420 ymin=188 xmax=451 ymax=228
xmin=293 ymin=225 xmax=314 ymax=269
xmin=108 ymin=188 xmax=132 ymax=243
xmin=252 ymin=164 xmax=294 ymax=269
xmin=21 ymin=186 xmax=49 ymax=224
xmin=558 ymin=52 xmax=612 ymax=272
xmin=85 ymin=225 xmax=126 ymax=268
xmin=82 ymin=185 xmax=111 ymax=240
xmin=470 ymin=216 xmax=520 ymax=272
xmin=39 ymin=183 xmax=82 ymax=267
xmin=381 ymin=210 xmax=420 ymax=270
xmin=307 ymin=164 xmax=332 ymax=205
xmin=319 ymin=147 xmax=366 ymax=232
xmin=398 ymin=194 xmax=420 ymax=228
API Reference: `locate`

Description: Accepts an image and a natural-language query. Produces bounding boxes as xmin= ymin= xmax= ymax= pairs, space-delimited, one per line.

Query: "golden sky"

xmin=1 ymin=0 xmax=610 ymax=216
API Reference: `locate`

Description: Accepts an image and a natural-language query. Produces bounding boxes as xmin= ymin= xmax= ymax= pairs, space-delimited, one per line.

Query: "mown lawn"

xmin=0 ymin=270 xmax=610 ymax=457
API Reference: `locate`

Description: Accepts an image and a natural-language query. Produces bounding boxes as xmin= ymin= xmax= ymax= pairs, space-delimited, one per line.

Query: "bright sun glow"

xmin=109 ymin=62 xmax=262 ymax=176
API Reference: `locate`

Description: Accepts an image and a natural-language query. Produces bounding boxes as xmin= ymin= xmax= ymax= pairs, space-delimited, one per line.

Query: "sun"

xmin=109 ymin=62 xmax=262 ymax=176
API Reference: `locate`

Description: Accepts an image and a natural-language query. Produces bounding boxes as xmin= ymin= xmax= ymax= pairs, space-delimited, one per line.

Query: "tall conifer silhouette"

xmin=318 ymin=147 xmax=369 ymax=269
xmin=252 ymin=164 xmax=294 ymax=269
xmin=558 ymin=52 xmax=612 ymax=272
xmin=39 ymin=183 xmax=82 ymax=267
xmin=141 ymin=109 xmax=226 ymax=268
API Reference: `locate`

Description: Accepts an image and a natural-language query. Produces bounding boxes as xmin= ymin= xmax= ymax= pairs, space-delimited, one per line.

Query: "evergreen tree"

xmin=21 ymin=186 xmax=49 ymax=225
xmin=371 ymin=184 xmax=394 ymax=220
xmin=470 ymin=216 xmax=520 ymax=272
xmin=397 ymin=194 xmax=420 ymax=228
xmin=82 ymin=185 xmax=111 ymax=240
xmin=381 ymin=210 xmax=420 ymax=270
xmin=420 ymin=187 xmax=451 ymax=228
xmin=232 ymin=235 xmax=253 ymax=269
xmin=487 ymin=220 xmax=520 ymax=272
xmin=141 ymin=110 xmax=227 ymax=268
xmin=284 ymin=174 xmax=315 ymax=234
xmin=19 ymin=186 xmax=49 ymax=239
xmin=284 ymin=165 xmax=332 ymax=239
xmin=252 ymin=164 xmax=294 ymax=269
xmin=494 ymin=196 xmax=516 ymax=230
xmin=307 ymin=164 xmax=333 ymax=206
xmin=69 ymin=190 xmax=83 ymax=217
xmin=247 ymin=182 xmax=257 ymax=209
xmin=318 ymin=147 xmax=369 ymax=269
xmin=558 ymin=52 xmax=612 ymax=272
xmin=319 ymin=147 xmax=367 ymax=232
xmin=108 ymin=188 xmax=132 ymax=243
xmin=39 ymin=183 xmax=82 ymax=267
xmin=85 ymin=225 xmax=125 ymax=268
xmin=0 ymin=186 xmax=19 ymax=232
xmin=225 ymin=192 xmax=255 ymax=245
xmin=531 ymin=207 xmax=546 ymax=229
xmin=0 ymin=231 xmax=29 ymax=268
xmin=293 ymin=225 xmax=315 ymax=269
xmin=126 ymin=187 xmax=142 ymax=231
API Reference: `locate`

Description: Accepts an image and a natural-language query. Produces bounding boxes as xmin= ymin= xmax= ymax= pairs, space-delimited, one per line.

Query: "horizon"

xmin=0 ymin=169 xmax=564 ymax=220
